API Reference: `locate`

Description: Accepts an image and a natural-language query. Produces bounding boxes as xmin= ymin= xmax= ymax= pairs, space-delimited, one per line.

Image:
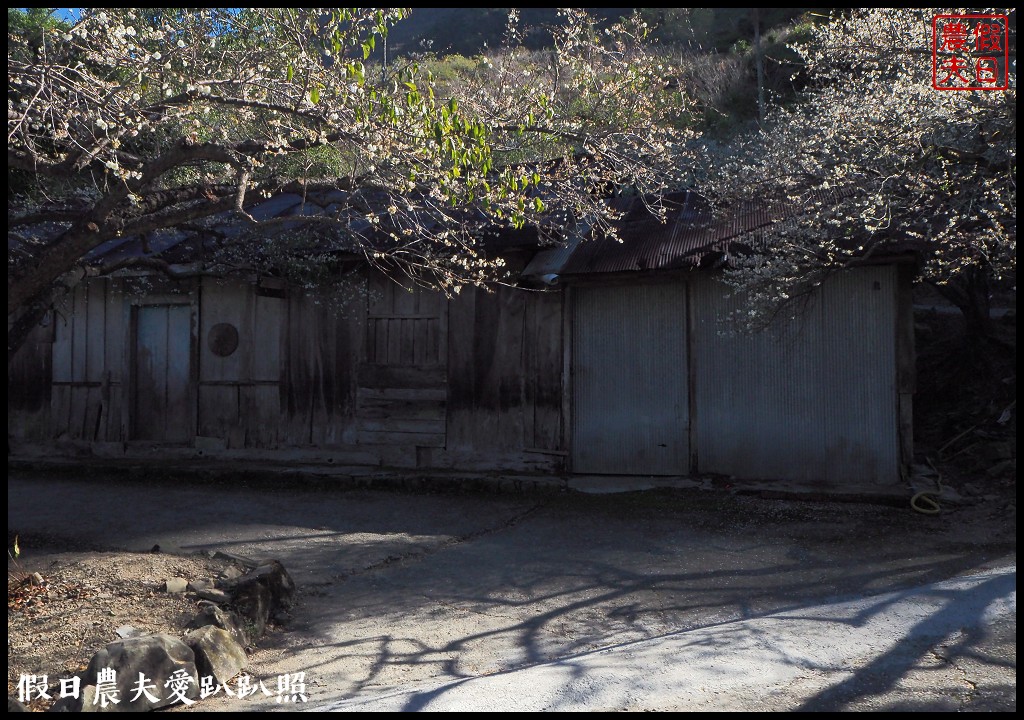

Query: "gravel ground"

xmin=7 ymin=471 xmax=1016 ymax=712
xmin=7 ymin=551 xmax=240 ymax=712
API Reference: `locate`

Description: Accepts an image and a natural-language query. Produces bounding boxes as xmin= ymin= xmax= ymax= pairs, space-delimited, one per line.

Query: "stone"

xmin=247 ymin=560 xmax=296 ymax=608
xmin=187 ymin=604 xmax=251 ymax=648
xmin=164 ymin=578 xmax=188 ymax=594
xmin=82 ymin=634 xmax=199 ymax=711
xmin=185 ymin=626 xmax=247 ymax=686
xmin=217 ymin=565 xmax=243 ymax=584
xmin=48 ymin=684 xmax=94 ymax=712
xmin=230 ymin=579 xmax=272 ymax=642
xmin=115 ymin=625 xmax=140 ymax=639
xmin=194 ymin=587 xmax=231 ymax=604
xmin=8 ymin=697 xmax=28 ymax=712
xmin=187 ymin=579 xmax=213 ymax=593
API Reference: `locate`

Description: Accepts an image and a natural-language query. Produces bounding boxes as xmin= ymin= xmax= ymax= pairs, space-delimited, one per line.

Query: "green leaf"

xmin=286 ymin=65 xmax=294 ymax=82
xmin=534 ymin=197 xmax=544 ymax=212
xmin=310 ymin=87 xmax=320 ymax=104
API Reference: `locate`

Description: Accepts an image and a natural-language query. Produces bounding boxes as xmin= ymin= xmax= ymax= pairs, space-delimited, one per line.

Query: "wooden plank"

xmin=69 ymin=386 xmax=89 ymax=439
xmin=562 ymin=286 xmax=572 ymax=461
xmin=496 ymin=287 xmax=526 ymax=449
xmin=51 ymin=384 xmax=71 ymax=438
xmin=523 ymin=290 xmax=538 ymax=449
xmin=282 ymin=292 xmax=313 ymax=444
xmin=85 ymin=282 xmax=106 ymax=382
xmin=357 ymin=418 xmax=446 ymax=434
xmin=308 ymin=302 xmax=336 ymax=445
xmin=367 ymin=272 xmax=394 ymax=316
xmin=51 ymin=308 xmax=73 ymax=383
xmin=399 ymin=318 xmax=414 ymax=365
xmin=357 ymin=430 xmax=445 ymax=447
xmin=426 ymin=318 xmax=441 ymax=366
xmin=437 ymin=293 xmax=448 ymax=366
xmin=357 ymin=387 xmax=447 ymax=401
xmin=241 ymin=276 xmax=255 ymax=383
xmin=357 ymin=365 xmax=446 ymax=389
xmin=200 ymin=278 xmax=246 ymax=383
xmin=198 ymin=384 xmax=239 ymax=438
xmin=105 ymin=383 xmax=123 ymax=441
xmin=386 ymin=318 xmax=401 ymax=365
xmin=339 ymin=283 xmax=364 ymax=424
xmin=393 ymin=283 xmax=416 ymax=316
xmin=530 ymin=291 xmax=564 ymax=450
xmin=104 ymin=280 xmax=125 ymax=387
xmin=443 ymin=288 xmax=476 ymax=448
xmin=366 ymin=318 xmax=377 ymax=364
xmin=71 ymin=285 xmax=88 ymax=382
xmin=165 ymin=304 xmax=192 ymax=442
xmin=374 ymin=318 xmax=388 ymax=364
xmin=253 ymin=295 xmax=283 ymax=381
xmin=357 ymin=400 xmax=446 ymax=418
xmin=240 ymin=384 xmax=280 ymax=448
xmin=417 ymin=287 xmax=440 ymax=317
xmin=134 ymin=305 xmax=167 ymax=440
xmin=85 ymin=385 xmax=104 ymax=441
xmin=413 ymin=318 xmax=428 ymax=366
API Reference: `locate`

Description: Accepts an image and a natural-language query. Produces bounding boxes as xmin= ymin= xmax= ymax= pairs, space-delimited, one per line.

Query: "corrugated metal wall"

xmin=572 ymin=283 xmax=688 ymax=475
xmin=691 ymin=265 xmax=898 ymax=486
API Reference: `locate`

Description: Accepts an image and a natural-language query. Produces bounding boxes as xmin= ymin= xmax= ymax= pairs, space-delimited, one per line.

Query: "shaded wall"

xmin=9 ymin=272 xmax=564 ymax=473
xmin=690 ymin=265 xmax=901 ymax=486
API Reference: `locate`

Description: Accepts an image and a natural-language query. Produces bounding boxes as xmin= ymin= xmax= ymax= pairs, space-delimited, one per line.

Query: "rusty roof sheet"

xmin=554 ymin=190 xmax=786 ymax=276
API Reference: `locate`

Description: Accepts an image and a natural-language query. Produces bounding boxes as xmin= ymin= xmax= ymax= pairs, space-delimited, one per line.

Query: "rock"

xmin=187 ymin=579 xmax=213 ymax=593
xmin=8 ymin=697 xmax=28 ymax=712
xmin=184 ymin=626 xmax=247 ymax=686
xmin=247 ymin=560 xmax=296 ymax=609
xmin=115 ymin=626 xmax=140 ymax=639
xmin=187 ymin=605 xmax=250 ymax=648
xmin=230 ymin=579 xmax=272 ymax=641
xmin=164 ymin=578 xmax=188 ymax=594
xmin=48 ymin=684 xmax=95 ymax=712
xmin=82 ymin=634 xmax=199 ymax=711
xmin=216 ymin=566 xmax=243 ymax=586
xmin=194 ymin=587 xmax=231 ymax=604
xmin=29 ymin=572 xmax=44 ymax=587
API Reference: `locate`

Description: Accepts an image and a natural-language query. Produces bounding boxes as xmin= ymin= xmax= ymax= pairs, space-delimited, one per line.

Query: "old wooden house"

xmin=9 ymin=191 xmax=916 ymax=491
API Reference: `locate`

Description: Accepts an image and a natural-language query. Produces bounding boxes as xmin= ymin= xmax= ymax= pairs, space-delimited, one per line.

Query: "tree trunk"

xmin=7 ymin=294 xmax=53 ymax=363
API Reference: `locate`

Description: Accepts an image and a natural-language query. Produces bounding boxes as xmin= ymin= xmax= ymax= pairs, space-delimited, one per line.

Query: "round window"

xmin=208 ymin=323 xmax=239 ymax=357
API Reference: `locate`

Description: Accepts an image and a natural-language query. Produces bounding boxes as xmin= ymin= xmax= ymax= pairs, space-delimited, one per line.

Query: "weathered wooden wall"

xmin=198 ymin=277 xmax=285 ymax=448
xmin=443 ymin=284 xmax=565 ymax=470
xmin=48 ymin=279 xmax=129 ymax=442
xmin=10 ymin=271 xmax=567 ymax=473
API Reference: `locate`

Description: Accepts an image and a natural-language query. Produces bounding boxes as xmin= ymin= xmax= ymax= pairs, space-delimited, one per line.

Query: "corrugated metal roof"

xmin=34 ymin=184 xmax=902 ymax=280
xmin=555 ymin=190 xmax=785 ymax=276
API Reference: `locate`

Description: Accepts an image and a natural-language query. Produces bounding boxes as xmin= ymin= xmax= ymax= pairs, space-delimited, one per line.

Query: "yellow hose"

xmin=911 ymin=457 xmax=943 ymax=515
